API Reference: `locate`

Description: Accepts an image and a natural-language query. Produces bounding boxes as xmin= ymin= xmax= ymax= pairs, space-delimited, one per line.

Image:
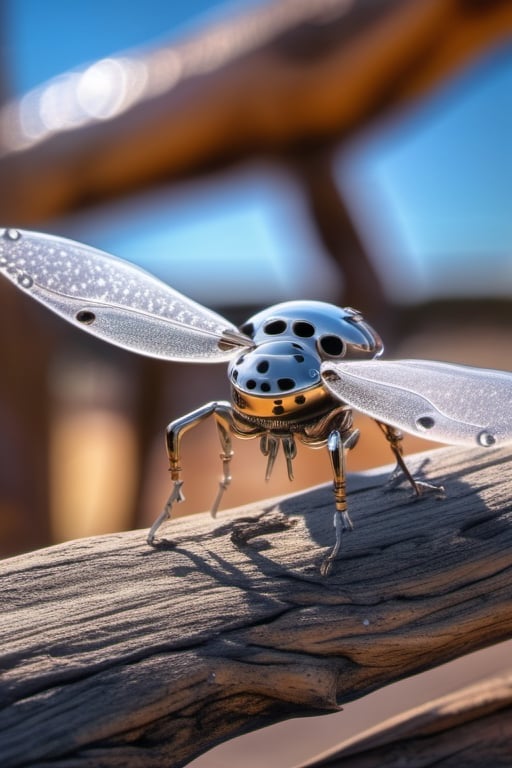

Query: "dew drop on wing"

xmin=3 ymin=229 xmax=21 ymax=241
xmin=477 ymin=430 xmax=496 ymax=447
xmin=17 ymin=274 xmax=34 ymax=289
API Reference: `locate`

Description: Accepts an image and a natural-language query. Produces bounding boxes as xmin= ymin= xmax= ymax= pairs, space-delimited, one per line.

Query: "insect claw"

xmin=384 ymin=470 xmax=445 ymax=499
xmin=320 ymin=509 xmax=353 ymax=576
xmin=410 ymin=479 xmax=445 ymax=498
xmin=147 ymin=481 xmax=185 ymax=546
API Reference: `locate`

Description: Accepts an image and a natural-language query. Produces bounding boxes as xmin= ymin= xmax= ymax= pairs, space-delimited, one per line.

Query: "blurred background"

xmin=0 ymin=0 xmax=511 ymax=764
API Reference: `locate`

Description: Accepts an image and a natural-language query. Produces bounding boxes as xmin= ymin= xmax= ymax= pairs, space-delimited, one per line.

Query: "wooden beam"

xmin=1 ymin=444 xmax=511 ymax=766
xmin=1 ymin=0 xmax=511 ymax=223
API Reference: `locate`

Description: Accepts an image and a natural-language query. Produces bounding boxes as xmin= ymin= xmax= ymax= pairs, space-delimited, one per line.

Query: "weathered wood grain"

xmin=1 ymin=445 xmax=512 ymax=767
xmin=303 ymin=671 xmax=512 ymax=767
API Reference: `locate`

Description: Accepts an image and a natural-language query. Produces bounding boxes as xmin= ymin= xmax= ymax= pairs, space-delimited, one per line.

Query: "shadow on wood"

xmin=1 ymin=445 xmax=511 ymax=767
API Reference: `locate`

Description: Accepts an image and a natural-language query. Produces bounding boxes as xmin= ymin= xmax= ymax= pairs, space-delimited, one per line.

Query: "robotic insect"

xmin=2 ymin=228 xmax=512 ymax=574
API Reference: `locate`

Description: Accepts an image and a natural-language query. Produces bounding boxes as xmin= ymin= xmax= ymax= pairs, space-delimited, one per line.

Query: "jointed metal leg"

xmin=260 ymin=434 xmax=297 ymax=482
xmin=147 ymin=481 xmax=185 ymax=546
xmin=210 ymin=416 xmax=234 ymax=517
xmin=320 ymin=429 xmax=356 ymax=577
xmin=261 ymin=434 xmax=280 ymax=481
xmin=375 ymin=420 xmax=444 ymax=496
xmin=282 ymin=435 xmax=297 ymax=481
xmin=147 ymin=401 xmax=234 ymax=546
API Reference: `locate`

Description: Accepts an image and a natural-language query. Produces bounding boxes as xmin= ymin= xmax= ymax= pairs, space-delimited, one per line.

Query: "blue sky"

xmin=338 ymin=43 xmax=512 ymax=303
xmin=4 ymin=0 xmax=512 ymax=307
xmin=7 ymin=0 xmax=255 ymax=92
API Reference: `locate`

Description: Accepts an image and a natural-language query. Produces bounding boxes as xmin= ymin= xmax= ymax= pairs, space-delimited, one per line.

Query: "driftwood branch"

xmin=1 ymin=445 xmax=512 ymax=767
xmin=305 ymin=671 xmax=512 ymax=767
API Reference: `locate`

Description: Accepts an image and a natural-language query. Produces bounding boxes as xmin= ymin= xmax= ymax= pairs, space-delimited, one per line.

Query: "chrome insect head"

xmin=2 ymin=228 xmax=512 ymax=576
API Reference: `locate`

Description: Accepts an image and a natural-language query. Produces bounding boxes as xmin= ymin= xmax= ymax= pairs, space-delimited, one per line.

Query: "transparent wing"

xmin=0 ymin=228 xmax=251 ymax=362
xmin=322 ymin=358 xmax=512 ymax=447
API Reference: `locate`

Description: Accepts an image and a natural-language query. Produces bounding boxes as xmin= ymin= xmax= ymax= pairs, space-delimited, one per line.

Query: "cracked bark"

xmin=1 ymin=444 xmax=512 ymax=767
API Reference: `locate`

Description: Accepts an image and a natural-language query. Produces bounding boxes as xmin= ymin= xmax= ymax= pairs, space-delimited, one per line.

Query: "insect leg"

xmin=375 ymin=420 xmax=444 ymax=496
xmin=147 ymin=481 xmax=185 ymax=547
xmin=282 ymin=435 xmax=297 ymax=481
xmin=260 ymin=434 xmax=280 ymax=481
xmin=147 ymin=401 xmax=233 ymax=546
xmin=210 ymin=411 xmax=235 ymax=517
xmin=320 ymin=430 xmax=354 ymax=577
